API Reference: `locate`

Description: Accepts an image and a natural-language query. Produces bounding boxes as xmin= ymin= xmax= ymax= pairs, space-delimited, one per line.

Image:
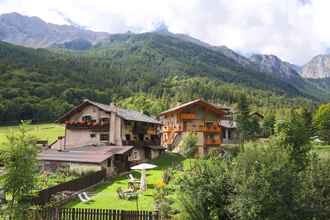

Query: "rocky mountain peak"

xmin=249 ymin=54 xmax=300 ymax=79
xmin=0 ymin=12 xmax=109 ymax=48
xmin=301 ymin=54 xmax=330 ymax=79
xmin=214 ymin=45 xmax=252 ymax=67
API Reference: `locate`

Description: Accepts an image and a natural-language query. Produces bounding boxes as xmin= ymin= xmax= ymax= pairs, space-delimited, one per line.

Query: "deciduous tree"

xmin=0 ymin=122 xmax=40 ymax=217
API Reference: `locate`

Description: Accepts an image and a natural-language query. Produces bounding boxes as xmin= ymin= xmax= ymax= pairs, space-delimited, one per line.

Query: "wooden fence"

xmin=7 ymin=208 xmax=160 ymax=220
xmin=31 ymin=169 xmax=106 ymax=205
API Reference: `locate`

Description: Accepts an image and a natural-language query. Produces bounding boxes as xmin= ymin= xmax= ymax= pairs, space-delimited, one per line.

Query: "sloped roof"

xmin=159 ymin=99 xmax=226 ymax=116
xmin=116 ymin=108 xmax=160 ymax=124
xmin=38 ymin=145 xmax=133 ymax=164
xmin=57 ymin=99 xmax=160 ymax=124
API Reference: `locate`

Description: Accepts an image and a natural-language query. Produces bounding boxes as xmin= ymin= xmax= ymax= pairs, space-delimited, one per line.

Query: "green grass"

xmin=0 ymin=123 xmax=64 ymax=145
xmin=65 ymin=153 xmax=186 ymax=210
xmin=312 ymin=144 xmax=330 ymax=160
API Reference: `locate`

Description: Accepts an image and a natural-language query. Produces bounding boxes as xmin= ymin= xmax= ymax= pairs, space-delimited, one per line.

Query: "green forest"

xmin=0 ymin=33 xmax=327 ymax=123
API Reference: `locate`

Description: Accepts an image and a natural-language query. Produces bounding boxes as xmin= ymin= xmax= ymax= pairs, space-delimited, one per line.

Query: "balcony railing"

xmin=122 ymin=139 xmax=161 ymax=147
xmin=65 ymin=121 xmax=109 ymax=130
xmin=204 ymin=124 xmax=221 ymax=132
xmin=178 ymin=113 xmax=197 ymax=120
xmin=147 ymin=127 xmax=157 ymax=135
xmin=162 ymin=125 xmax=184 ymax=132
xmin=205 ymin=138 xmax=221 ymax=145
xmin=162 ymin=124 xmax=221 ymax=133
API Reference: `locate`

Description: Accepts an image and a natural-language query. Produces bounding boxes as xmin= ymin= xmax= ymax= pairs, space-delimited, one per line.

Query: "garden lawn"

xmin=0 ymin=123 xmax=64 ymax=145
xmin=65 ymin=153 xmax=185 ymax=211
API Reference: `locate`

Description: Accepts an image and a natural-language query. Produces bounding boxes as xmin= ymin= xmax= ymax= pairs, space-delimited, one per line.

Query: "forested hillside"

xmin=0 ymin=33 xmax=326 ymax=123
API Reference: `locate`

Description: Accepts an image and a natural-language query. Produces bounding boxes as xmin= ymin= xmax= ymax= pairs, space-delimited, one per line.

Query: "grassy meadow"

xmin=0 ymin=123 xmax=64 ymax=145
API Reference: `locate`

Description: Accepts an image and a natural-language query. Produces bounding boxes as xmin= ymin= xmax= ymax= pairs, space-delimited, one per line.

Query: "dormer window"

xmin=82 ymin=115 xmax=93 ymax=122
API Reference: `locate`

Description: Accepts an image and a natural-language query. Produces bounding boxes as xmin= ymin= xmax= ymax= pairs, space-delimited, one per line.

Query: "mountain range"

xmin=1 ymin=12 xmax=330 ymax=80
xmin=0 ymin=12 xmax=109 ymax=48
xmin=0 ymin=12 xmax=330 ymax=122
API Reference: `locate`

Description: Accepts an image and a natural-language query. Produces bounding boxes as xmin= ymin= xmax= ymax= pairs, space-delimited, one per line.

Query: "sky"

xmin=0 ymin=0 xmax=329 ymax=65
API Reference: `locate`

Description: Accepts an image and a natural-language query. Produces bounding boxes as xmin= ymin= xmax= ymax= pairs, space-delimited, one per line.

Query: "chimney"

xmin=109 ymin=103 xmax=117 ymax=145
xmin=110 ymin=102 xmax=118 ymax=113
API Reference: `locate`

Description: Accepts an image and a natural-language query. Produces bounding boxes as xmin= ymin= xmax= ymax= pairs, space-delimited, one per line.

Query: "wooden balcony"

xmin=147 ymin=127 xmax=157 ymax=135
xmin=178 ymin=113 xmax=197 ymax=120
xmin=205 ymin=138 xmax=221 ymax=145
xmin=204 ymin=124 xmax=221 ymax=133
xmin=162 ymin=125 xmax=183 ymax=132
xmin=65 ymin=121 xmax=109 ymax=131
xmin=122 ymin=139 xmax=161 ymax=147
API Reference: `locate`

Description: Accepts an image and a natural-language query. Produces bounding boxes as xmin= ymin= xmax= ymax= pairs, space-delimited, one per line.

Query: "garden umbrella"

xmin=130 ymin=163 xmax=157 ymax=191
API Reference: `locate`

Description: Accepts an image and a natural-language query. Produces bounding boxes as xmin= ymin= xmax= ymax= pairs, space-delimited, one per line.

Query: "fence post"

xmin=153 ymin=211 xmax=159 ymax=220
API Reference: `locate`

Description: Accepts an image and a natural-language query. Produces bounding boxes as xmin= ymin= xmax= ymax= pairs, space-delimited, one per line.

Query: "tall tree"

xmin=236 ymin=94 xmax=253 ymax=145
xmin=262 ymin=111 xmax=276 ymax=137
xmin=0 ymin=122 xmax=39 ymax=217
xmin=275 ymin=110 xmax=311 ymax=169
xmin=313 ymin=104 xmax=330 ymax=144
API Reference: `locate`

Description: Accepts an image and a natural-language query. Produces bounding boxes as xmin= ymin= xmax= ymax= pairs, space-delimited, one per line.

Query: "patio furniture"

xmin=129 ymin=174 xmax=140 ymax=183
xmin=77 ymin=192 xmax=92 ymax=203
xmin=116 ymin=187 xmax=138 ymax=200
xmin=130 ymin=163 xmax=158 ymax=192
xmin=82 ymin=192 xmax=92 ymax=201
xmin=128 ymin=174 xmax=140 ymax=191
xmin=78 ymin=193 xmax=89 ymax=203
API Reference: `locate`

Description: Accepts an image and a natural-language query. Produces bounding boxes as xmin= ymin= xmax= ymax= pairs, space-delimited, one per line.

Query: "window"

xmin=222 ymin=129 xmax=226 ymax=139
xmin=100 ymin=133 xmax=109 ymax=141
xmin=107 ymin=158 xmax=112 ymax=167
xmin=133 ymin=151 xmax=139 ymax=160
xmin=90 ymin=133 xmax=96 ymax=138
xmin=125 ymin=134 xmax=131 ymax=141
xmin=100 ymin=117 xmax=110 ymax=124
xmin=129 ymin=150 xmax=139 ymax=160
xmin=206 ymin=122 xmax=213 ymax=128
xmin=228 ymin=129 xmax=232 ymax=139
xmin=82 ymin=115 xmax=93 ymax=122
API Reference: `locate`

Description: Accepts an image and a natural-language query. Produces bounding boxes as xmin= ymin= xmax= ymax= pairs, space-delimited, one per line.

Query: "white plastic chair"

xmin=78 ymin=193 xmax=88 ymax=202
xmin=129 ymin=174 xmax=136 ymax=181
xmin=83 ymin=192 xmax=91 ymax=201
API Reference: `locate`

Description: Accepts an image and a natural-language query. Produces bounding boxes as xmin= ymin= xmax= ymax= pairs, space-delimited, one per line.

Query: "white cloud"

xmin=0 ymin=0 xmax=330 ymax=64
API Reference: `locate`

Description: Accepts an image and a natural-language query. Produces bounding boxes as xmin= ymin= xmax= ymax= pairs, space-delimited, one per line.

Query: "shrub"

xmin=275 ymin=110 xmax=311 ymax=169
xmin=162 ymin=168 xmax=173 ymax=185
xmin=180 ymin=132 xmax=198 ymax=157
xmin=176 ymin=140 xmax=330 ymax=220
xmin=313 ymin=104 xmax=330 ymax=144
xmin=176 ymin=160 xmax=233 ymax=220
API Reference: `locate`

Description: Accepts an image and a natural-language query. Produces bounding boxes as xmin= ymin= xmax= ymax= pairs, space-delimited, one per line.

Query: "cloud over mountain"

xmin=0 ymin=0 xmax=330 ymax=64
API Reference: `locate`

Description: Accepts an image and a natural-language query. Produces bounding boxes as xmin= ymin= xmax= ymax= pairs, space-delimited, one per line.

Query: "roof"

xmin=220 ymin=120 xmax=237 ymax=128
xmin=145 ymin=145 xmax=166 ymax=150
xmin=159 ymin=99 xmax=226 ymax=116
xmin=116 ymin=108 xmax=160 ymax=124
xmin=57 ymin=99 xmax=161 ymax=124
xmin=38 ymin=145 xmax=133 ymax=164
